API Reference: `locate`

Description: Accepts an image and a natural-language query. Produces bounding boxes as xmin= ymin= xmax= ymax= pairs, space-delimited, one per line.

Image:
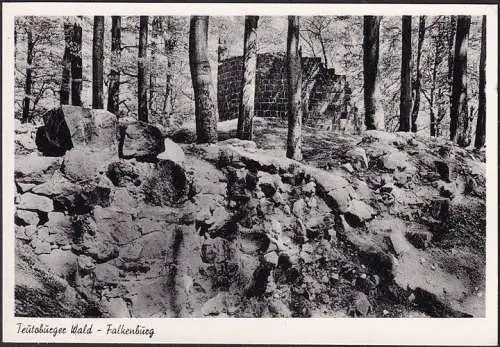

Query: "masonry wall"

xmin=217 ymin=53 xmax=358 ymax=131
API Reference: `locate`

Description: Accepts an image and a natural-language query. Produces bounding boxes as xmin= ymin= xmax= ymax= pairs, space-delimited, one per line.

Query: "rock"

xmin=31 ymin=170 xmax=81 ymax=197
xmin=38 ymin=249 xmax=77 ymax=279
xmin=106 ymin=161 xmax=139 ymax=187
xmin=119 ymin=122 xmax=165 ymax=161
xmin=94 ymin=263 xmax=120 ymax=285
xmin=430 ymin=198 xmax=450 ymax=224
xmin=258 ymin=172 xmax=279 ymax=197
xmin=35 ymin=108 xmax=73 ymax=156
xmin=325 ymin=188 xmax=351 ymax=213
xmin=17 ymin=183 xmax=35 ymax=193
xmin=201 ymin=237 xmax=231 ymax=263
xmin=15 ymin=153 xmax=62 ymax=184
xmin=16 ymin=132 xmax=37 ymax=153
xmin=157 ymin=138 xmax=185 ymax=165
xmin=292 ymin=199 xmax=306 ymax=219
xmin=15 ymin=209 xmax=40 ymax=226
xmin=103 ymin=297 xmax=130 ymax=317
xmin=62 ymin=147 xmax=116 ymax=182
xmin=136 ymin=218 xmax=164 ymax=235
xmin=62 ymin=105 xmax=117 ymax=148
xmin=17 ymin=193 xmax=53 ymax=212
xmin=93 ymin=206 xmax=139 ymax=246
xmin=201 ymin=293 xmax=225 ymax=316
xmin=31 ymin=237 xmax=51 ymax=254
xmin=264 ymin=252 xmax=279 ymax=267
xmin=77 ymin=255 xmax=96 ymax=273
xmin=379 ymin=151 xmax=413 ymax=172
xmin=345 ymin=200 xmax=376 ymax=227
xmin=110 ymin=188 xmax=137 ymax=214
xmin=142 ymin=160 xmax=189 ymax=205
xmin=352 ymin=291 xmax=371 ymax=317
xmin=345 ymin=147 xmax=369 ymax=169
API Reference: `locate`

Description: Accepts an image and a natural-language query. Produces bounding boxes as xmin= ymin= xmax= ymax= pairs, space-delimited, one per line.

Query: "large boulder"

xmin=157 ymin=138 xmax=185 ymax=165
xmin=119 ymin=122 xmax=165 ymax=162
xmin=62 ymin=147 xmax=116 ymax=182
xmin=36 ymin=106 xmax=118 ymax=156
xmin=17 ymin=193 xmax=53 ymax=212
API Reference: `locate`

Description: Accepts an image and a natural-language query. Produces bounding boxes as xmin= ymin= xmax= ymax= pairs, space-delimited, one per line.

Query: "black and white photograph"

xmin=2 ymin=2 xmax=498 ymax=345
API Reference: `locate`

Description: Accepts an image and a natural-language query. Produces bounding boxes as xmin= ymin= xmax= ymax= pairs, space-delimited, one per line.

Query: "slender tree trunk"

xmin=319 ymin=33 xmax=328 ymax=68
xmin=399 ymin=15 xmax=412 ymax=132
xmin=474 ymin=16 xmax=486 ymax=149
xmin=429 ymin=33 xmax=440 ymax=137
xmin=411 ymin=16 xmax=426 ymax=132
xmin=138 ymin=16 xmax=149 ymax=122
xmin=149 ymin=17 xmax=162 ymax=114
xmin=22 ymin=29 xmax=34 ymax=123
xmin=449 ymin=15 xmax=471 ymax=146
xmin=447 ymin=15 xmax=456 ymax=127
xmin=60 ymin=21 xmax=72 ymax=105
xmin=71 ymin=20 xmax=83 ymax=106
xmin=237 ymin=16 xmax=259 ymax=140
xmin=163 ymin=27 xmax=174 ymax=115
xmin=286 ymin=16 xmax=302 ymax=160
xmin=363 ymin=16 xmax=384 ymax=130
xmin=107 ymin=16 xmax=121 ymax=115
xmin=92 ymin=16 xmax=104 ymax=109
xmin=189 ymin=16 xmax=218 ymax=143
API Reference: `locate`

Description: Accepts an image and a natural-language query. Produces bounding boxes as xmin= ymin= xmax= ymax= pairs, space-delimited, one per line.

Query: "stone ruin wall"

xmin=217 ymin=53 xmax=360 ymax=132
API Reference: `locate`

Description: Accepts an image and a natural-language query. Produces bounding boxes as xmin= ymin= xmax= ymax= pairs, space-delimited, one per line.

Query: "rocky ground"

xmin=14 ymin=107 xmax=486 ymax=318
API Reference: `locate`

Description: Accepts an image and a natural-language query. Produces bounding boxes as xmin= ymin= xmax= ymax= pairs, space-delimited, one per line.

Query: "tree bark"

xmin=189 ymin=16 xmax=218 ymax=144
xmin=399 ymin=15 xmax=412 ymax=132
xmin=70 ymin=20 xmax=83 ymax=106
xmin=163 ymin=21 xmax=174 ymax=115
xmin=22 ymin=28 xmax=34 ymax=123
xmin=60 ymin=21 xmax=72 ymax=105
xmin=107 ymin=16 xmax=121 ymax=115
xmin=429 ymin=31 xmax=440 ymax=137
xmin=449 ymin=15 xmax=471 ymax=146
xmin=138 ymin=16 xmax=149 ymax=122
xmin=363 ymin=16 xmax=384 ymax=130
xmin=237 ymin=16 xmax=259 ymax=140
xmin=411 ymin=16 xmax=426 ymax=132
xmin=286 ymin=16 xmax=303 ymax=161
xmin=474 ymin=15 xmax=486 ymax=149
xmin=92 ymin=16 xmax=104 ymax=109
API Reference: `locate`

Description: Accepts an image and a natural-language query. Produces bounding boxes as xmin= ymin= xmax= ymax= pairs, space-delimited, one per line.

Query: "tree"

xmin=92 ymin=16 xmax=104 ymax=109
xmin=21 ymin=26 xmax=33 ymax=123
xmin=70 ymin=18 xmax=83 ymax=106
xmin=399 ymin=15 xmax=412 ymax=132
xmin=189 ymin=16 xmax=218 ymax=143
xmin=138 ymin=16 xmax=149 ymax=122
xmin=60 ymin=20 xmax=72 ymax=105
xmin=411 ymin=16 xmax=426 ymax=132
xmin=107 ymin=16 xmax=121 ymax=115
xmin=449 ymin=15 xmax=471 ymax=146
xmin=363 ymin=16 xmax=384 ymax=130
xmin=474 ymin=15 xmax=486 ymax=149
xmin=237 ymin=16 xmax=259 ymax=140
xmin=286 ymin=16 xmax=302 ymax=160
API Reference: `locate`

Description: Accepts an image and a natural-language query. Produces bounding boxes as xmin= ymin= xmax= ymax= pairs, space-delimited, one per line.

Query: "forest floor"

xmin=14 ymin=111 xmax=486 ymax=318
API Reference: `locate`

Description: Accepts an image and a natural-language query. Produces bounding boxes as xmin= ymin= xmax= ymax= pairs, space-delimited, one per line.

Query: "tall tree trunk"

xmin=189 ymin=16 xmax=218 ymax=143
xmin=363 ymin=16 xmax=384 ymax=130
xmin=411 ymin=16 xmax=426 ymax=132
xmin=22 ymin=28 xmax=33 ymax=123
xmin=149 ymin=17 xmax=162 ymax=114
xmin=474 ymin=16 xmax=486 ymax=149
xmin=92 ymin=16 xmax=104 ymax=109
xmin=107 ymin=16 xmax=121 ymax=115
xmin=71 ymin=20 xmax=83 ymax=106
xmin=60 ymin=21 xmax=72 ymax=105
xmin=446 ymin=15 xmax=456 ymax=129
xmin=237 ymin=16 xmax=259 ymax=140
xmin=138 ymin=16 xmax=149 ymax=122
xmin=286 ymin=16 xmax=302 ymax=160
xmin=163 ymin=23 xmax=174 ymax=115
xmin=429 ymin=32 xmax=440 ymax=137
xmin=399 ymin=15 xmax=412 ymax=132
xmin=319 ymin=33 xmax=328 ymax=68
xmin=449 ymin=15 xmax=471 ymax=146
